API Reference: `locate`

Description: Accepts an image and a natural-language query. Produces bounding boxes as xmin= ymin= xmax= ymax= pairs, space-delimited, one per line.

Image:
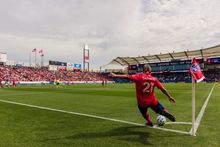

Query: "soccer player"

xmin=55 ymin=79 xmax=61 ymax=88
xmin=102 ymin=78 xmax=105 ymax=87
xmin=110 ymin=64 xmax=176 ymax=126
xmin=12 ymin=79 xmax=16 ymax=87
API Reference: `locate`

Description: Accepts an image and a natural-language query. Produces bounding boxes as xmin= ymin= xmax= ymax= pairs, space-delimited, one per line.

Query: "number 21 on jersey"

xmin=143 ymin=82 xmax=154 ymax=93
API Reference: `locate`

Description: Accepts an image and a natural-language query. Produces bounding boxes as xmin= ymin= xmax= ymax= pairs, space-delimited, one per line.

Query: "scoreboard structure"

xmin=83 ymin=45 xmax=90 ymax=71
xmin=48 ymin=60 xmax=81 ymax=71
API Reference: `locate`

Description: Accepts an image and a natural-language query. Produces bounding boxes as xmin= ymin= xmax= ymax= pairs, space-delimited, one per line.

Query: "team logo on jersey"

xmin=190 ymin=64 xmax=200 ymax=73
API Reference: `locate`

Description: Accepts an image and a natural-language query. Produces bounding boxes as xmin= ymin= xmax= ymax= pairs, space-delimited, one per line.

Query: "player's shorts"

xmin=138 ymin=102 xmax=165 ymax=116
xmin=56 ymin=82 xmax=60 ymax=85
xmin=151 ymin=102 xmax=165 ymax=114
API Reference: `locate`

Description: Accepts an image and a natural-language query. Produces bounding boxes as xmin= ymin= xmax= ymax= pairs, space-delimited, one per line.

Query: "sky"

xmin=1 ymin=0 xmax=220 ymax=68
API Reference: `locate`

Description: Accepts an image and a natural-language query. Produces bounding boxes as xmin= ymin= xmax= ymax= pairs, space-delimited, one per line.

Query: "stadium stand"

xmin=104 ymin=44 xmax=220 ymax=83
xmin=1 ymin=45 xmax=220 ymax=85
xmin=0 ymin=65 xmax=108 ymax=86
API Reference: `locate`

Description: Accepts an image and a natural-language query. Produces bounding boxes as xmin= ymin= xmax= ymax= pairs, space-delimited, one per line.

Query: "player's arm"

xmin=160 ymin=86 xmax=176 ymax=103
xmin=110 ymin=73 xmax=129 ymax=78
xmin=156 ymin=79 xmax=175 ymax=103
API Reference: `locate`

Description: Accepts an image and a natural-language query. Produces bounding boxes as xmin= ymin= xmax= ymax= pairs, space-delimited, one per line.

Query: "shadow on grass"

xmin=41 ymin=126 xmax=152 ymax=145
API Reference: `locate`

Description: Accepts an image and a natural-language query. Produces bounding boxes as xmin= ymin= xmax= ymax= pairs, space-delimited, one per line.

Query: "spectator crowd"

xmin=154 ymin=71 xmax=220 ymax=83
xmin=0 ymin=65 xmax=219 ymax=86
xmin=0 ymin=65 xmax=105 ymax=83
xmin=111 ymin=71 xmax=220 ymax=83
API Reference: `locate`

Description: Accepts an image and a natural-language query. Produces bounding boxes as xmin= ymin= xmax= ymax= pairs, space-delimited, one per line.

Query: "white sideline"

xmin=0 ymin=92 xmax=49 ymax=97
xmin=0 ymin=99 xmax=190 ymax=135
xmin=190 ymin=83 xmax=216 ymax=135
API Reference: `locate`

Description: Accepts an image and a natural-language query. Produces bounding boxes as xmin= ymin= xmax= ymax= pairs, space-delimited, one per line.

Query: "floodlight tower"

xmin=83 ymin=45 xmax=90 ymax=71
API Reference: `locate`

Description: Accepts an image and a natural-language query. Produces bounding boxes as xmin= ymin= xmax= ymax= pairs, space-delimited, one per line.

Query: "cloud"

xmin=0 ymin=0 xmax=220 ymax=68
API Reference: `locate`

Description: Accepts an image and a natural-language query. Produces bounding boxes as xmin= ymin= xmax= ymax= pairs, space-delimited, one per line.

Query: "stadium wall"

xmin=8 ymin=81 xmax=115 ymax=85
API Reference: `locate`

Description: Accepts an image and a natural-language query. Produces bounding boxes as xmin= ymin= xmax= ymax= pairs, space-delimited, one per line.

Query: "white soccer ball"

xmin=156 ymin=115 xmax=166 ymax=126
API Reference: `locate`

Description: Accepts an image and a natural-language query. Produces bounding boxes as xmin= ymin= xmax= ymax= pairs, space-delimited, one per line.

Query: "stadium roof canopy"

xmin=108 ymin=44 xmax=220 ymax=66
xmin=100 ymin=62 xmax=126 ymax=72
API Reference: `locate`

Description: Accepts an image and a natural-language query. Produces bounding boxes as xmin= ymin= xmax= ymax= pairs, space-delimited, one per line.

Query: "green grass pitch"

xmin=0 ymin=83 xmax=219 ymax=147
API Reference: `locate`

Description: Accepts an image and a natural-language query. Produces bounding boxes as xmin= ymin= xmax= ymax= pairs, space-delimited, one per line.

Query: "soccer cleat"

xmin=145 ymin=122 xmax=154 ymax=127
xmin=161 ymin=111 xmax=176 ymax=122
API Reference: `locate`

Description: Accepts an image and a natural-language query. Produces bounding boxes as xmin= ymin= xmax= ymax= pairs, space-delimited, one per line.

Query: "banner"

xmin=67 ymin=63 xmax=74 ymax=71
xmin=58 ymin=66 xmax=67 ymax=70
xmin=48 ymin=65 xmax=58 ymax=71
xmin=0 ymin=53 xmax=7 ymax=63
xmin=84 ymin=56 xmax=89 ymax=62
xmin=49 ymin=60 xmax=67 ymax=66
xmin=84 ymin=46 xmax=89 ymax=62
xmin=74 ymin=64 xmax=81 ymax=69
xmin=189 ymin=58 xmax=205 ymax=82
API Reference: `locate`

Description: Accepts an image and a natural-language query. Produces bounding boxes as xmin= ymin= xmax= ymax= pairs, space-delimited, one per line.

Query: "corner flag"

xmin=189 ymin=58 xmax=205 ymax=136
xmin=189 ymin=58 xmax=205 ymax=83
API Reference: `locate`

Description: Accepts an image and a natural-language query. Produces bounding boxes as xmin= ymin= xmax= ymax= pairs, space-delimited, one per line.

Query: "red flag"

xmin=189 ymin=58 xmax=205 ymax=82
xmin=39 ymin=50 xmax=43 ymax=53
xmin=32 ymin=48 xmax=37 ymax=52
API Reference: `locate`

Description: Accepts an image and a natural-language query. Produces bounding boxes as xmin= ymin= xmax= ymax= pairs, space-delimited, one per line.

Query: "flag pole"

xmin=35 ymin=51 xmax=37 ymax=67
xmin=192 ymin=74 xmax=196 ymax=136
xmin=41 ymin=54 xmax=44 ymax=67
xmin=29 ymin=52 xmax=32 ymax=67
xmin=189 ymin=58 xmax=205 ymax=136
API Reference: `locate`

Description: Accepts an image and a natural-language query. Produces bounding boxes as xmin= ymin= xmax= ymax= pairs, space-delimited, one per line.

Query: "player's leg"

xmin=138 ymin=105 xmax=153 ymax=126
xmin=151 ymin=102 xmax=176 ymax=122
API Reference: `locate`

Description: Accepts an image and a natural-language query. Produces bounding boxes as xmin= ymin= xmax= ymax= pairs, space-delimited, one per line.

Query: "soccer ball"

xmin=156 ymin=115 xmax=166 ymax=126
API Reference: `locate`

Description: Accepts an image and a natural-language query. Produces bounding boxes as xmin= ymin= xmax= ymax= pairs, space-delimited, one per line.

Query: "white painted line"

xmin=0 ymin=92 xmax=49 ymax=97
xmin=152 ymin=125 xmax=190 ymax=135
xmin=190 ymin=83 xmax=216 ymax=135
xmin=166 ymin=122 xmax=192 ymax=125
xmin=0 ymin=99 xmax=190 ymax=135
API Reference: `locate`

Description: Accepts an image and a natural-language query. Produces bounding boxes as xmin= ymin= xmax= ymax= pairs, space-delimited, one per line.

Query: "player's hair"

xmin=143 ymin=64 xmax=152 ymax=73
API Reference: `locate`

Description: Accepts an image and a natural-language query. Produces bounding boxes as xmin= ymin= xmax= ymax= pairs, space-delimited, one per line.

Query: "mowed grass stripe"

xmin=0 ymin=83 xmax=210 ymax=130
xmin=0 ymin=83 xmax=213 ymax=124
xmin=0 ymin=102 xmax=146 ymax=147
xmin=0 ymin=99 xmax=191 ymax=136
xmin=0 ymin=83 xmax=219 ymax=146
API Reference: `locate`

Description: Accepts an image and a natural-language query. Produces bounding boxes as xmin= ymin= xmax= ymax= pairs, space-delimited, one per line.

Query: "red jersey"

xmin=128 ymin=73 xmax=164 ymax=107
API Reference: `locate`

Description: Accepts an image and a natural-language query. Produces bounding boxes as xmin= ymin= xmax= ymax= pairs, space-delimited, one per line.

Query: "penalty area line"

xmin=0 ymin=99 xmax=190 ymax=135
